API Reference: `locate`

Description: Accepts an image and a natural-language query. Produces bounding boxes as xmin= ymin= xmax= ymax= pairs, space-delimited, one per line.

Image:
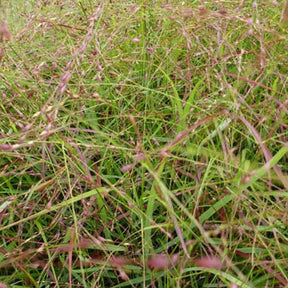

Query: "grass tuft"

xmin=0 ymin=1 xmax=288 ymax=287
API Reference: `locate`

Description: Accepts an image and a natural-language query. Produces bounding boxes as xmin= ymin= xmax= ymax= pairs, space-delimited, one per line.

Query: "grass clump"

xmin=0 ymin=0 xmax=288 ymax=287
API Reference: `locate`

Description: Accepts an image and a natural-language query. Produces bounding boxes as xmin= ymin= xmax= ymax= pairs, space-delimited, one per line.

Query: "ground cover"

xmin=0 ymin=0 xmax=288 ymax=287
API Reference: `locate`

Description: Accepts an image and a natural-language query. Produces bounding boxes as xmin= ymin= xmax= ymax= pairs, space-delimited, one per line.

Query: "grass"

xmin=0 ymin=0 xmax=288 ymax=287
